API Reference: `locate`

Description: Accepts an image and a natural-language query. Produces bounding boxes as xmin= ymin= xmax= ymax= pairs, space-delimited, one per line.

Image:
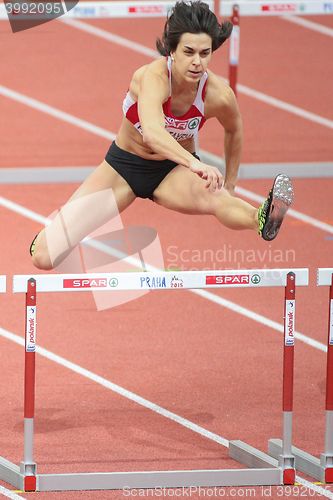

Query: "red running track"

xmin=0 ymin=10 xmax=333 ymax=500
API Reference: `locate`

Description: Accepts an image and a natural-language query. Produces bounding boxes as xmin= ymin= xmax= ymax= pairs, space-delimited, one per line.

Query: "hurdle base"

xmin=229 ymin=440 xmax=295 ymax=485
xmin=39 ymin=468 xmax=285 ymax=491
xmin=0 ymin=456 xmax=25 ymax=490
xmin=1 ymin=452 xmax=286 ymax=491
xmin=268 ymin=438 xmax=329 ymax=482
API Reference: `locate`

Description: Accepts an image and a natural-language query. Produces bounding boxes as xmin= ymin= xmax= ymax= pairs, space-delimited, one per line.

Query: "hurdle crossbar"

xmin=269 ymin=268 xmax=333 ymax=483
xmin=1 ymin=268 xmax=309 ymax=492
xmin=0 ymin=275 xmax=6 ymax=292
xmin=12 ymin=268 xmax=309 ymax=293
xmin=220 ymin=0 xmax=333 ymax=16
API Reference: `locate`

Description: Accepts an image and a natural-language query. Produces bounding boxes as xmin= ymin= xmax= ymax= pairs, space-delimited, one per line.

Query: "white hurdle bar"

xmin=269 ymin=268 xmax=333 ymax=483
xmin=12 ymin=268 xmax=309 ymax=293
xmin=0 ymin=268 xmax=308 ymax=492
xmin=220 ymin=0 xmax=333 ymax=16
xmin=0 ymin=275 xmax=6 ymax=293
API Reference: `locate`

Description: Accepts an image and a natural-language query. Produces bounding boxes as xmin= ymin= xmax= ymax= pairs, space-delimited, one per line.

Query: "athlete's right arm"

xmin=137 ymin=63 xmax=223 ymax=191
xmin=138 ymin=64 xmax=195 ymax=167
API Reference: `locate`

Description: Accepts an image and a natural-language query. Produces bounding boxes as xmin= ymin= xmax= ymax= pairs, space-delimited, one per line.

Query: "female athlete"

xmin=30 ymin=0 xmax=294 ymax=270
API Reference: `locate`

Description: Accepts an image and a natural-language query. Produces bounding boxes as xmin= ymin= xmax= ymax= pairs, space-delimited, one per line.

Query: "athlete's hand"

xmin=189 ymin=159 xmax=223 ymax=192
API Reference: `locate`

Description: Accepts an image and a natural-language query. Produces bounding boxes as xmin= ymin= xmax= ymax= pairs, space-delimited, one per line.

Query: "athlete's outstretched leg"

xmin=31 ymin=161 xmax=136 ymax=270
xmin=153 ymin=166 xmax=293 ymax=240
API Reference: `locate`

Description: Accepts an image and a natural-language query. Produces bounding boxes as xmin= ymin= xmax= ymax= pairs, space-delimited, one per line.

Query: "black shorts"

xmin=105 ymin=141 xmax=199 ymax=200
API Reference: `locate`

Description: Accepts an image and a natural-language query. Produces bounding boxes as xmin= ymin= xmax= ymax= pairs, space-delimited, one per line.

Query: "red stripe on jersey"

xmin=126 ymin=103 xmax=139 ymax=124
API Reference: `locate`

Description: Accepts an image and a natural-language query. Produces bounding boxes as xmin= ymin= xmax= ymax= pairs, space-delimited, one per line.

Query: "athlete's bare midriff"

xmin=116 ymin=117 xmax=196 ymax=161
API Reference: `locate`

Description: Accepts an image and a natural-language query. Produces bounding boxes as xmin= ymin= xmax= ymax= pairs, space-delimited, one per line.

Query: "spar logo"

xmin=109 ymin=278 xmax=119 ymax=288
xmin=165 ymin=117 xmax=187 ymax=130
xmin=26 ymin=306 xmax=36 ymax=352
xmin=261 ymin=3 xmax=297 ymax=12
xmin=140 ymin=276 xmax=166 ymax=288
xmin=251 ymin=274 xmax=261 ymax=285
xmin=63 ymin=277 xmax=118 ymax=288
xmin=165 ymin=116 xmax=201 ymax=131
xmin=188 ymin=118 xmax=199 ymax=130
xmin=206 ymin=274 xmax=250 ymax=285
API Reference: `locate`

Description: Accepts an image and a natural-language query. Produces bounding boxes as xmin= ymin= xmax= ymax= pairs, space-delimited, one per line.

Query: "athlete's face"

xmin=171 ymin=32 xmax=212 ymax=82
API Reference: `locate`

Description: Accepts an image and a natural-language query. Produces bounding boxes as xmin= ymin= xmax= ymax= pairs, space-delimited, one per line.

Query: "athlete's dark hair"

xmin=156 ymin=1 xmax=233 ymax=55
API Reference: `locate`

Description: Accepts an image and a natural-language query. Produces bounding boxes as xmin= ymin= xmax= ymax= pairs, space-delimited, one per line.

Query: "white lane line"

xmin=237 ymin=83 xmax=333 ymax=129
xmin=295 ymin=480 xmax=333 ymax=499
xmin=0 ymin=326 xmax=332 ymax=499
xmin=282 ymin=15 xmax=333 ymax=37
xmin=0 ymin=326 xmax=229 ymax=448
xmin=0 ymin=486 xmax=26 ymax=499
xmin=0 ymin=194 xmax=327 ymax=354
xmin=0 ymin=85 xmax=115 ymax=142
xmin=61 ymin=17 xmax=157 ymax=57
xmin=194 ymin=289 xmax=327 ymax=353
xmin=60 ymin=17 xmax=333 ymax=130
xmin=0 ymin=196 xmax=48 ymax=225
xmin=0 ymin=85 xmax=332 ymax=236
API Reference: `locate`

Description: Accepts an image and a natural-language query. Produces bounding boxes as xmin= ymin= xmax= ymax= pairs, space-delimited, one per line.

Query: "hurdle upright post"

xmin=228 ymin=4 xmax=240 ymax=96
xmin=321 ymin=274 xmax=333 ymax=483
xmin=281 ymin=272 xmax=296 ymax=484
xmin=20 ymin=278 xmax=37 ymax=492
xmin=229 ymin=270 xmax=297 ymax=484
xmin=269 ymin=268 xmax=333 ymax=482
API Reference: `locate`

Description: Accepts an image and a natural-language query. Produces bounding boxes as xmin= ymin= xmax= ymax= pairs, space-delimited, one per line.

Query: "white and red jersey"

xmin=122 ymin=56 xmax=208 ymax=141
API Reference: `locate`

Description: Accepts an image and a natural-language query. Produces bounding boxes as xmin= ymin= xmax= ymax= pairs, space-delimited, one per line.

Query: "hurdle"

xmin=0 ymin=268 xmax=309 ymax=492
xmin=222 ymin=0 xmax=333 ymax=95
xmin=269 ymin=268 xmax=333 ymax=483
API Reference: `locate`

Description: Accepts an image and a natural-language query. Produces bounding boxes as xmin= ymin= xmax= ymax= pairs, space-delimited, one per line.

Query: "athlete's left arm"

xmin=206 ymin=77 xmax=243 ymax=195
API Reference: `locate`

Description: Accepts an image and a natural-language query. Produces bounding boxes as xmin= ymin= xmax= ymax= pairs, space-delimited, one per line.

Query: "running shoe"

xmin=258 ymin=174 xmax=294 ymax=241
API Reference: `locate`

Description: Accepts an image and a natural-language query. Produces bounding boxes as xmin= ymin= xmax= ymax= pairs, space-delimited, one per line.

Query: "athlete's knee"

xmin=31 ymin=248 xmax=54 ymax=270
xmin=197 ymin=187 xmax=230 ymax=215
xmin=30 ymin=233 xmax=54 ymax=270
